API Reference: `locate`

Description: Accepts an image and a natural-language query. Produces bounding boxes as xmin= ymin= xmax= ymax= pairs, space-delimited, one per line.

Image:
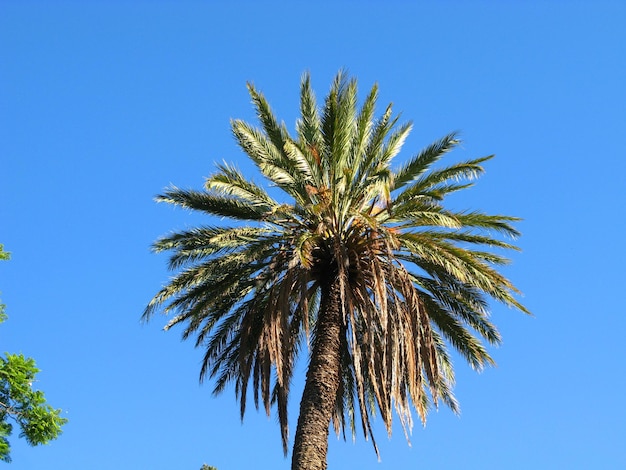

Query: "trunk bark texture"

xmin=291 ymin=276 xmax=343 ymax=470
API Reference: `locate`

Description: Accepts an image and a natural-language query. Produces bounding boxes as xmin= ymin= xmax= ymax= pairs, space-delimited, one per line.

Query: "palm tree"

xmin=144 ymin=71 xmax=528 ymax=470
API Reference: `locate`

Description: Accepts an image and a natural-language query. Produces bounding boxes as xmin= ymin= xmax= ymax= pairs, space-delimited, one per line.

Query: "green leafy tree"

xmin=144 ymin=72 xmax=529 ymax=470
xmin=0 ymin=245 xmax=67 ymax=462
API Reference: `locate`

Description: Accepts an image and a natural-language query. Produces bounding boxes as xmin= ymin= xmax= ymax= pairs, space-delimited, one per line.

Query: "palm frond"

xmin=206 ymin=163 xmax=278 ymax=207
xmin=156 ymin=187 xmax=269 ymax=220
xmin=393 ymin=132 xmax=460 ymax=190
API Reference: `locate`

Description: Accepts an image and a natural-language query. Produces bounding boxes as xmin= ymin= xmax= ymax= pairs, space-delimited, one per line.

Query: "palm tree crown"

xmin=144 ymin=71 xmax=528 ymax=470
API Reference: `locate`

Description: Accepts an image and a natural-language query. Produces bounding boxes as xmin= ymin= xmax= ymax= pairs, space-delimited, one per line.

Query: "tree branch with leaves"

xmin=0 ymin=245 xmax=67 ymax=462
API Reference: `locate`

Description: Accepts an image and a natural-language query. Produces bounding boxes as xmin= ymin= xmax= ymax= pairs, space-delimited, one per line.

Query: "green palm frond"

xmin=247 ymin=82 xmax=289 ymax=155
xmin=206 ymin=163 xmax=277 ymax=207
xmin=392 ymin=132 xmax=460 ymax=190
xmin=454 ymin=211 xmax=522 ymax=238
xmin=156 ymin=187 xmax=269 ymax=220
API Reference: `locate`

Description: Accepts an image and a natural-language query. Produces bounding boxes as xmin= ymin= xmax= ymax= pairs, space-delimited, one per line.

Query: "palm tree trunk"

xmin=291 ymin=276 xmax=343 ymax=470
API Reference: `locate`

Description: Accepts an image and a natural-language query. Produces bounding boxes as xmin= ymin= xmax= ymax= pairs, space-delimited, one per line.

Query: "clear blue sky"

xmin=1 ymin=2 xmax=625 ymax=469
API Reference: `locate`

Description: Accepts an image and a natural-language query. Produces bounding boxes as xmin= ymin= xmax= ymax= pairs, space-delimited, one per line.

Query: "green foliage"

xmin=0 ymin=245 xmax=9 ymax=324
xmin=0 ymin=355 xmax=68 ymax=462
xmin=200 ymin=465 xmax=217 ymax=470
xmin=0 ymin=245 xmax=67 ymax=462
xmin=145 ymin=72 xmax=528 ymax=467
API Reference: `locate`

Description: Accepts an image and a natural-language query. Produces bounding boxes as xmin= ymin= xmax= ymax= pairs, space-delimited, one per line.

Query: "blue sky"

xmin=1 ymin=2 xmax=625 ymax=469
